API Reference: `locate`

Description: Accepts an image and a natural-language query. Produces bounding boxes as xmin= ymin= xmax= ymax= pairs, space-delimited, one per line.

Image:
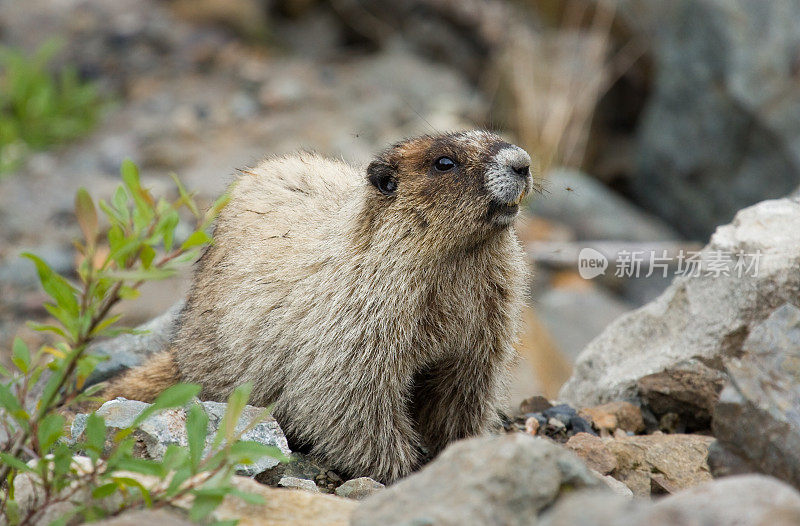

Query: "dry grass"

xmin=498 ymin=0 xmax=645 ymax=175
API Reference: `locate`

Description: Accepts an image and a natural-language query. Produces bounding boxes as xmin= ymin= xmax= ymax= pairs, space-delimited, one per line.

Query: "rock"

xmin=622 ymin=0 xmax=800 ymax=239
xmin=278 ymin=476 xmax=319 ymax=493
xmin=644 ymin=475 xmax=800 ymax=526
xmin=565 ymin=433 xmax=617 ymax=475
xmin=351 ymin=433 xmax=603 ymax=526
xmin=518 ymin=395 xmax=551 ymax=414
xmin=539 ymin=490 xmax=645 ymax=526
xmin=597 ymin=472 xmax=634 ymax=498
xmin=334 ymin=477 xmax=385 ymax=500
xmin=540 ymin=475 xmax=800 ymax=526
xmin=12 ymin=454 xmax=355 ymax=526
xmin=711 ymin=303 xmax=800 ymax=489
xmin=579 ymin=401 xmax=644 ymax=434
xmin=542 ymin=404 xmax=577 ymax=426
xmin=560 ymin=197 xmax=800 ymax=416
xmin=72 ymin=398 xmax=291 ymax=478
xmin=92 ymin=510 xmax=194 ymax=526
xmin=531 ymin=168 xmax=679 ymax=241
xmin=87 ymin=301 xmax=183 ymax=385
xmin=637 ymin=361 xmax=727 ymax=432
xmin=214 ymin=476 xmax=357 ymax=526
xmin=603 ymin=434 xmax=714 ymax=497
xmin=536 ymin=286 xmax=633 ymax=362
xmin=524 ymin=416 xmax=540 ymax=436
xmin=257 ymin=451 xmax=334 ymax=487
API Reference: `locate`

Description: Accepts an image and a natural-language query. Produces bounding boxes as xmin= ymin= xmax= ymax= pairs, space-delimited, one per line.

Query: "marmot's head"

xmin=364 ymin=131 xmax=534 ymax=250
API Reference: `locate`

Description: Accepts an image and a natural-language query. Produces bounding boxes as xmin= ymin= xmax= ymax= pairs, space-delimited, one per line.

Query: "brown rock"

xmin=565 ymin=433 xmax=617 ymax=475
xmin=93 ymin=510 xmax=194 ymax=526
xmin=604 ymin=434 xmax=714 ymax=497
xmin=638 ymin=361 xmax=726 ymax=431
xmin=580 ymin=401 xmax=644 ymax=434
xmin=215 ymin=476 xmax=358 ymax=526
xmin=519 ymin=395 xmax=552 ymax=415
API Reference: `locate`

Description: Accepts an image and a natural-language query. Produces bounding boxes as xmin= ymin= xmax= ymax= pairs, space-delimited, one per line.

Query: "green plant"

xmin=0 ymin=161 xmax=285 ymax=524
xmin=0 ymin=39 xmax=104 ymax=174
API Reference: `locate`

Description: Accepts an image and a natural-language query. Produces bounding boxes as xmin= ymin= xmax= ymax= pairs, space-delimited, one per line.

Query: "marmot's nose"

xmin=511 ymin=164 xmax=530 ymax=178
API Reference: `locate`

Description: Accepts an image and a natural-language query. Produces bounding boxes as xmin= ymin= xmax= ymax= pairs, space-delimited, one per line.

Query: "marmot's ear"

xmin=367 ymin=160 xmax=398 ymax=196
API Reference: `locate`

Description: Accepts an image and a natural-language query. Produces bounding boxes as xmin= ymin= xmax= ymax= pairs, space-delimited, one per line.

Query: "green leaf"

xmin=162 ymin=444 xmax=189 ymax=472
xmin=75 ymin=187 xmax=98 ymax=245
xmin=52 ymin=442 xmax=73 ymax=481
xmin=104 ymin=267 xmax=177 ymax=282
xmin=37 ymin=412 xmax=65 ymax=453
xmin=229 ymin=442 xmax=289 ymax=464
xmin=91 ymin=482 xmax=118 ymax=500
xmin=228 ymin=487 xmax=265 ymax=505
xmin=186 ymin=404 xmax=209 ymax=472
xmin=111 ymin=476 xmax=152 ymax=507
xmin=165 ymin=465 xmax=192 ymax=497
xmin=84 ymin=412 xmax=106 ymax=456
xmin=215 ymin=383 xmax=252 ymax=447
xmin=0 ymin=383 xmax=24 ymax=415
xmin=131 ymin=383 xmax=201 ymax=428
xmin=26 ymin=322 xmax=67 ymax=338
xmin=140 ymin=244 xmax=156 ymax=269
xmin=90 ymin=313 xmax=124 ymax=336
xmin=0 ymin=453 xmax=33 ymax=473
xmin=171 ymin=173 xmax=199 ymax=218
xmin=11 ymin=337 xmax=30 ymax=374
xmin=189 ymin=492 xmax=225 ymax=522
xmin=113 ymin=185 xmax=130 ymax=223
xmin=114 ymin=457 xmax=165 ymax=478
xmin=21 ymin=253 xmax=79 ymax=316
xmin=120 ymin=159 xmax=141 ymax=194
xmin=180 ymin=230 xmax=212 ymax=251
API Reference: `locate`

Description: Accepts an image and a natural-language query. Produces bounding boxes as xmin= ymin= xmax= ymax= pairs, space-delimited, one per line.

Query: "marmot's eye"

xmin=434 ymin=156 xmax=456 ymax=172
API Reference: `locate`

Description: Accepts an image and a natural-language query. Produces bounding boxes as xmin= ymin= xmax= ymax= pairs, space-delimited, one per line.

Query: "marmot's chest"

xmin=408 ymin=276 xmax=508 ymax=357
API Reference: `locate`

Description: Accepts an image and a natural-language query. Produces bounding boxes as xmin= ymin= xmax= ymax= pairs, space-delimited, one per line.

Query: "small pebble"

xmin=548 ymin=417 xmax=566 ymax=431
xmin=525 ymin=416 xmax=540 ymax=436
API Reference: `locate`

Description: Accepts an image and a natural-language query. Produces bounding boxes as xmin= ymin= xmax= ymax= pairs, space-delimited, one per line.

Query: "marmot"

xmin=107 ymin=131 xmax=533 ymax=483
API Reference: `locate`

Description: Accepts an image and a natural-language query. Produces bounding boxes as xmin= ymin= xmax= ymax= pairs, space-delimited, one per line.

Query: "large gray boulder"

xmin=711 ymin=303 xmax=800 ymax=488
xmin=352 ymin=433 xmax=603 ymax=526
xmin=540 ymin=475 xmax=800 ymax=526
xmin=621 ymin=0 xmax=800 ymax=239
xmin=559 ymin=197 xmax=800 ymax=416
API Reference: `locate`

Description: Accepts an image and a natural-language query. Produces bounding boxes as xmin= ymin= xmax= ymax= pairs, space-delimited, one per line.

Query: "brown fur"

xmin=107 ymin=131 xmax=532 ymax=483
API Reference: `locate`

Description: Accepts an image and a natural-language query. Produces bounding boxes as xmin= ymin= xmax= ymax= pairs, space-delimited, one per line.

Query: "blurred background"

xmin=1 ymin=0 xmax=799 ymax=408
